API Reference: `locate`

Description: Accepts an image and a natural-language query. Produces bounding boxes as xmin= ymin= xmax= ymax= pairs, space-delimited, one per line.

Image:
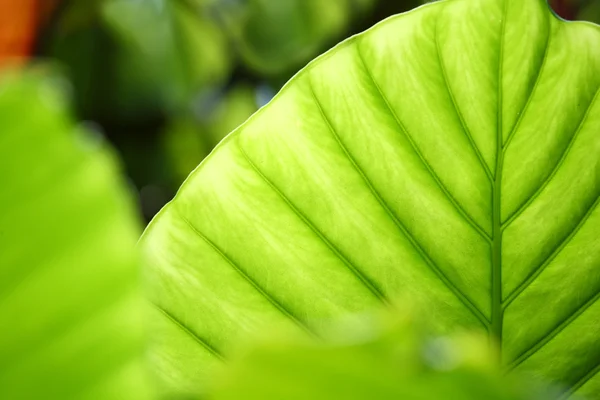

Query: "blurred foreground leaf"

xmin=208 ymin=311 xmax=550 ymax=400
xmin=0 ymin=71 xmax=152 ymax=399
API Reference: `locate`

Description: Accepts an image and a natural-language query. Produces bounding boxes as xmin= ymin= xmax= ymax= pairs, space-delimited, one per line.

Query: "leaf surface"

xmin=140 ymin=0 xmax=600 ymax=397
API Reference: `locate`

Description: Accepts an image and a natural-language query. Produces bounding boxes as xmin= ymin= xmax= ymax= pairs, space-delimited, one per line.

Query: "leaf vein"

xmin=561 ymin=359 xmax=600 ymax=399
xmin=503 ymin=194 xmax=600 ymax=309
xmin=178 ymin=212 xmax=315 ymax=335
xmin=502 ymin=87 xmax=600 ymax=230
xmin=237 ymin=140 xmax=388 ymax=303
xmin=501 ymin=8 xmax=552 ymax=151
xmin=434 ymin=5 xmax=494 ymax=184
xmin=152 ymin=302 xmax=225 ymax=361
xmin=354 ymin=40 xmax=492 ymax=244
xmin=507 ymin=288 xmax=600 ymax=371
xmin=308 ymin=67 xmax=489 ymax=328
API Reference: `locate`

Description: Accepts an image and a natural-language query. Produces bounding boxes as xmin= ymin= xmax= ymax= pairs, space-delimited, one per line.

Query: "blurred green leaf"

xmin=578 ymin=0 xmax=600 ymax=23
xmin=48 ymin=20 xmax=119 ymax=119
xmin=47 ymin=0 xmax=233 ymax=120
xmin=208 ymin=311 xmax=549 ymax=400
xmin=205 ymin=84 xmax=258 ymax=144
xmin=219 ymin=0 xmax=375 ymax=75
xmin=102 ymin=0 xmax=231 ymax=113
xmin=0 ymin=71 xmax=152 ymax=399
xmin=162 ymin=115 xmax=214 ymax=184
xmin=140 ymin=0 xmax=600 ymax=397
xmin=53 ymin=0 xmax=106 ymax=33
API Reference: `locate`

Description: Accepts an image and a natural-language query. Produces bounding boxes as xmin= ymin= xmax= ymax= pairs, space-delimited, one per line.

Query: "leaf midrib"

xmin=490 ymin=0 xmax=509 ymax=353
xmin=493 ymin=0 xmax=552 ymax=357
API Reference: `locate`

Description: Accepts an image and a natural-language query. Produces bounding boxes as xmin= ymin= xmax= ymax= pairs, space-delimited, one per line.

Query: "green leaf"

xmin=208 ymin=311 xmax=549 ymax=400
xmin=140 ymin=0 xmax=600 ymax=397
xmin=0 ymin=72 xmax=152 ymax=399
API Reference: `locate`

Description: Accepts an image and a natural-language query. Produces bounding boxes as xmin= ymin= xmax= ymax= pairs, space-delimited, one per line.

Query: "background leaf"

xmin=217 ymin=0 xmax=376 ymax=75
xmin=102 ymin=0 xmax=232 ymax=114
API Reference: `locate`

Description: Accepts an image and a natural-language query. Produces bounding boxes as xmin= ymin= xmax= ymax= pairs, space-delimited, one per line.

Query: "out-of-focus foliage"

xmin=37 ymin=0 xmax=429 ymax=221
xmin=0 ymin=71 xmax=152 ymax=399
xmin=208 ymin=311 xmax=552 ymax=400
xmin=102 ymin=0 xmax=231 ymax=114
xmin=551 ymin=0 xmax=600 ymax=22
xmin=162 ymin=84 xmax=258 ymax=184
xmin=579 ymin=0 xmax=600 ymax=22
xmin=215 ymin=0 xmax=377 ymax=75
xmin=47 ymin=0 xmax=231 ymax=120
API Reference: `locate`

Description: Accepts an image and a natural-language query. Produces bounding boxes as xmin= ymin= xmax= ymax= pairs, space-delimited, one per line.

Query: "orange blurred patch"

xmin=0 ymin=0 xmax=60 ymax=67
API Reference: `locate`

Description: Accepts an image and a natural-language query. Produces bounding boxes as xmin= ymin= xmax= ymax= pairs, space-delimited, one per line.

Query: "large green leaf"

xmin=141 ymin=0 xmax=600 ymax=397
xmin=0 ymin=72 xmax=152 ymax=399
